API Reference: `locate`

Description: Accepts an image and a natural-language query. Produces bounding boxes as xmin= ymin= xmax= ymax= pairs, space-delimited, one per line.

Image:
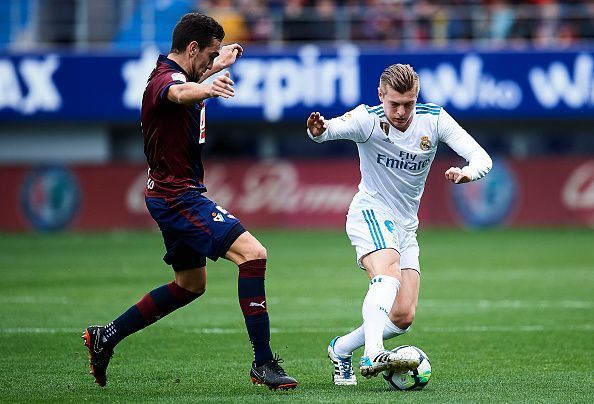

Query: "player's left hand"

xmin=214 ymin=43 xmax=243 ymax=70
xmin=210 ymin=71 xmax=235 ymax=98
xmin=445 ymin=167 xmax=472 ymax=184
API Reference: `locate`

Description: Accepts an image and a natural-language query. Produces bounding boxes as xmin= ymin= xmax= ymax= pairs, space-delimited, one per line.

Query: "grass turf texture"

xmin=0 ymin=228 xmax=592 ymax=403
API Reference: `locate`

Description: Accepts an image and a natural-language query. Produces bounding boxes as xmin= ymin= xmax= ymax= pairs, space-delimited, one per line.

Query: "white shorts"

xmin=346 ymin=197 xmax=420 ymax=273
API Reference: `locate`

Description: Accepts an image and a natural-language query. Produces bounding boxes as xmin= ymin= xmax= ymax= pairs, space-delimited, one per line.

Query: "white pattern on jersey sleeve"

xmin=308 ymin=105 xmax=374 ymax=143
xmin=438 ymin=108 xmax=492 ymax=181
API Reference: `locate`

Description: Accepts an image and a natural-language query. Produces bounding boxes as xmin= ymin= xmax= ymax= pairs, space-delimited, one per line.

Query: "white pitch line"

xmin=1 ymin=324 xmax=592 ymax=335
xmin=420 ymin=299 xmax=594 ymax=309
xmin=1 ymin=296 xmax=591 ymax=310
xmin=0 ymin=296 xmax=69 ymax=304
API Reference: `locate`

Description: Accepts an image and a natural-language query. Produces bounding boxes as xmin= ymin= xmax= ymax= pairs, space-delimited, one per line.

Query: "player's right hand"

xmin=307 ymin=112 xmax=328 ymax=137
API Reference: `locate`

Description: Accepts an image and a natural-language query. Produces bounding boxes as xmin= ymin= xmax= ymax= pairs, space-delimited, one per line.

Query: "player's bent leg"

xmin=387 ymin=268 xmax=420 ymax=333
xmin=82 ymin=265 xmax=205 ymax=387
xmin=225 ymin=232 xmax=298 ymax=389
xmin=359 ymin=249 xmax=411 ymax=377
xmin=174 ymin=266 xmax=207 ymax=295
xmin=357 ymin=268 xmax=421 ymax=378
xmin=225 ymin=231 xmax=267 ymax=265
xmin=332 ymin=268 xmax=420 ymax=359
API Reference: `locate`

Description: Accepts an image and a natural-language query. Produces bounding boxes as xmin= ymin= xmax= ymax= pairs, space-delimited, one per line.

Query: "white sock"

xmin=335 ymin=313 xmax=409 ymax=356
xmin=362 ymin=275 xmax=400 ymax=357
xmin=334 ymin=326 xmax=365 ymax=356
xmin=383 ymin=318 xmax=409 ymax=339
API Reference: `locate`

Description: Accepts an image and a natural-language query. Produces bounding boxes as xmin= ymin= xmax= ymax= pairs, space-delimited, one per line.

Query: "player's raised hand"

xmin=445 ymin=167 xmax=472 ymax=184
xmin=307 ymin=112 xmax=328 ymax=137
xmin=214 ymin=43 xmax=243 ymax=70
xmin=210 ymin=71 xmax=235 ymax=98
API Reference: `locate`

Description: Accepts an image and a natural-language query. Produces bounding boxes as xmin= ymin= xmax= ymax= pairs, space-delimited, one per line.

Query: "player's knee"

xmin=175 ymin=273 xmax=207 ymax=296
xmin=179 ymin=282 xmax=206 ymax=296
xmin=391 ymin=310 xmax=415 ymax=330
xmin=188 ymin=284 xmax=206 ymax=296
xmin=395 ymin=313 xmax=415 ymax=330
xmin=243 ymin=245 xmax=267 ymax=261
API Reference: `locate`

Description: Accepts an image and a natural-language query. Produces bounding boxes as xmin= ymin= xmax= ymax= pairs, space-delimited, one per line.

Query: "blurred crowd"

xmin=8 ymin=0 xmax=593 ymax=49
xmin=197 ymin=0 xmax=594 ymax=48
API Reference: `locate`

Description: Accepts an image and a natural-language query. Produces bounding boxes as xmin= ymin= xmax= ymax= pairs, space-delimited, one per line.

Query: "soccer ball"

xmin=383 ymin=345 xmax=431 ymax=390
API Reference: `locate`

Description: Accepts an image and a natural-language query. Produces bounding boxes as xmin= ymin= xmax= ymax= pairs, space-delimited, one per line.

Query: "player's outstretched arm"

xmin=200 ymin=43 xmax=243 ymax=82
xmin=307 ymin=112 xmax=328 ymax=137
xmin=168 ymin=71 xmax=235 ymax=104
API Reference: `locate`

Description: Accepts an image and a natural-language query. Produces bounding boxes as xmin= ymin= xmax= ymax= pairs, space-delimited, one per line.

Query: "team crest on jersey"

xmin=171 ymin=72 xmax=187 ymax=82
xmin=420 ymin=136 xmax=432 ymax=150
xmin=380 ymin=121 xmax=393 ymax=143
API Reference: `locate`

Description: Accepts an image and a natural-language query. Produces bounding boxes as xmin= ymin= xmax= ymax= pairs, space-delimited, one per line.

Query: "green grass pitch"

xmin=0 ymin=228 xmax=592 ymax=403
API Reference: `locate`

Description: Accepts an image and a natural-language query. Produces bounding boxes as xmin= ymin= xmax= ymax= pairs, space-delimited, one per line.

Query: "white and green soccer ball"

xmin=383 ymin=345 xmax=431 ymax=391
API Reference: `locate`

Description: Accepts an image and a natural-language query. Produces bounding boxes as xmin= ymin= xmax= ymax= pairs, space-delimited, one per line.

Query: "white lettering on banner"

xmin=127 ymin=172 xmax=149 ymax=214
xmin=200 ymin=166 xmax=235 ymax=208
xmin=236 ymin=163 xmax=354 ymax=213
xmin=225 ymin=45 xmax=360 ymax=121
xmin=127 ymin=162 xmax=355 ymax=216
xmin=0 ymin=61 xmax=21 ymax=110
xmin=0 ymin=55 xmax=61 ymax=114
xmin=529 ymin=53 xmax=594 ymax=109
xmin=122 ymin=46 xmax=160 ymax=109
xmin=562 ymin=161 xmax=594 ymax=210
xmin=418 ymin=55 xmax=522 ymax=110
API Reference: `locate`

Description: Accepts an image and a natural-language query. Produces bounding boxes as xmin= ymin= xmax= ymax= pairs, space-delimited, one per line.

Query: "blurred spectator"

xmin=311 ymin=0 xmax=337 ymax=42
xmin=485 ymin=0 xmax=516 ymax=46
xmin=353 ymin=0 xmax=405 ymax=46
xmin=282 ymin=0 xmax=311 ymax=42
xmin=38 ymin=0 xmax=76 ymax=45
xmin=238 ymin=0 xmax=274 ymax=43
xmin=411 ymin=0 xmax=440 ymax=45
xmin=199 ymin=0 xmax=249 ymax=42
xmin=446 ymin=0 xmax=475 ymax=45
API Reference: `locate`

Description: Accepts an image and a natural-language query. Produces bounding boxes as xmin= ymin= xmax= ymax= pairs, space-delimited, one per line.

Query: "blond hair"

xmin=379 ymin=64 xmax=419 ymax=95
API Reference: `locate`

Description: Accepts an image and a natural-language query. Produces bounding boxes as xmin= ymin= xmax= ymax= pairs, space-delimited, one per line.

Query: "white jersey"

xmin=309 ymin=103 xmax=492 ymax=231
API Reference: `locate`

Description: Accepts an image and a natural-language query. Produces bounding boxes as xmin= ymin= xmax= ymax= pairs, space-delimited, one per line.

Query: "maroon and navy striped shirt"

xmin=142 ymin=55 xmax=207 ymax=197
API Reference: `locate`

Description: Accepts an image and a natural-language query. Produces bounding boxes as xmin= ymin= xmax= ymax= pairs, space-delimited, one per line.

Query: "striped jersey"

xmin=309 ymin=103 xmax=492 ymax=231
xmin=142 ymin=55 xmax=207 ymax=197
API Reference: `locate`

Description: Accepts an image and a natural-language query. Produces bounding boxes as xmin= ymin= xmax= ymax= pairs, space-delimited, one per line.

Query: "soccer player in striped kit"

xmin=307 ymin=64 xmax=492 ymax=385
xmin=82 ymin=13 xmax=297 ymax=390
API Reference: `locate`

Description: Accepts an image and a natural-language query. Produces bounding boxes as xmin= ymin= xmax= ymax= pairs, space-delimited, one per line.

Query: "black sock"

xmin=101 ymin=281 xmax=201 ymax=348
xmin=238 ymin=259 xmax=273 ymax=366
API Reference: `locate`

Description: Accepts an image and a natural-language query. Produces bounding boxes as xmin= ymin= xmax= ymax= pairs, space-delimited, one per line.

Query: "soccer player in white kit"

xmin=307 ymin=64 xmax=492 ymax=385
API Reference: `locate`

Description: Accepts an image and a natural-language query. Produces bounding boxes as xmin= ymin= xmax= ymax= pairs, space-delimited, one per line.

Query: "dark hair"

xmin=170 ymin=13 xmax=225 ymax=53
